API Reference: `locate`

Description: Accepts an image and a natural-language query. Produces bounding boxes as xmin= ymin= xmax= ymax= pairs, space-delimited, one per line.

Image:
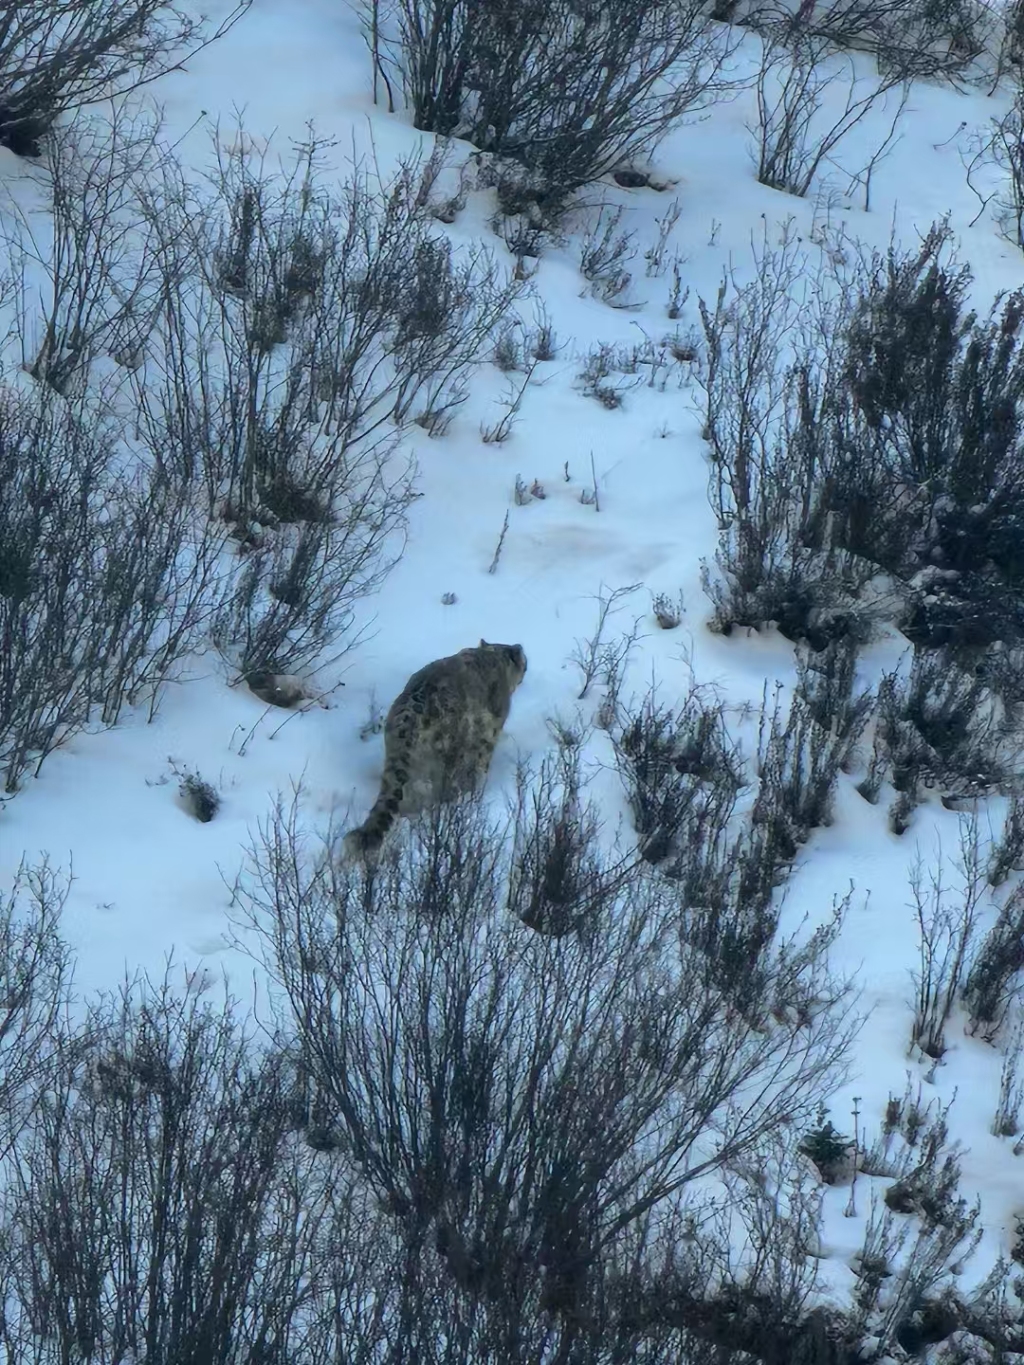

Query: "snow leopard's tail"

xmin=342 ymin=746 xmax=412 ymax=862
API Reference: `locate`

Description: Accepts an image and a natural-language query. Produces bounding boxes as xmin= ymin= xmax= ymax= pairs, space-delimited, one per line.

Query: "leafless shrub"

xmin=577 ymin=343 xmax=628 ymax=407
xmin=644 ymin=197 xmax=684 ymax=277
xmin=593 ymin=383 xmax=624 ymax=410
xmin=0 ymin=858 xmax=71 ymax=1160
xmin=569 ymin=582 xmax=643 ymax=702
xmin=716 ymin=1130 xmax=827 ymax=1321
xmin=0 ymin=967 xmax=383 ymax=1364
xmin=700 ymin=218 xmax=1024 ymax=673
xmin=751 ymin=28 xmax=909 ymax=198
xmin=529 ymin=313 xmax=559 ymax=360
xmin=611 ymin=681 xmax=743 ymax=867
xmin=492 ymin=325 xmax=523 ymax=371
xmin=125 ymin=127 xmax=518 ymax=675
xmin=578 ymin=206 xmax=638 ymax=307
xmin=236 ymin=781 xmax=856 ymax=1349
xmin=991 ymin=1011 xmax=1024 ymax=1136
xmin=998 ymin=0 xmax=1024 ymax=72
xmin=908 ymin=820 xmax=985 ymax=1059
xmin=860 ymin=1081 xmax=955 ymax=1179
xmin=835 ymin=228 xmax=972 ymax=579
xmin=413 ymin=380 xmax=468 ymax=438
xmin=698 ymin=225 xmax=813 ymax=525
xmin=966 ymin=86 xmax=1024 ymax=252
xmin=750 ymin=681 xmax=864 ymax=870
xmin=881 ymin=1188 xmax=980 ymax=1301
xmin=732 ymin=0 xmax=989 ymax=82
xmin=607 ymin=693 xmax=755 ymax=969
xmin=669 ymin=787 xmax=851 ymax=1031
xmin=863 ymin=650 xmax=1011 ymax=833
xmin=651 ymin=589 xmax=684 ymax=629
xmin=0 ymin=114 xmax=473 ymax=781
xmin=366 ymin=0 xmax=737 ymax=197
xmin=132 ymin=127 xmax=520 ymax=518
xmin=697 ymin=227 xmax=880 ymax=646
xmin=851 ymin=1189 xmax=981 ymax=1354
xmin=794 ymin=637 xmax=874 ymax=764
xmin=0 ymin=1 xmax=250 ymax=158
xmin=212 ymin=508 xmax=407 ymax=680
xmin=988 ymin=794 xmax=1024 ymax=887
xmin=847 ymin=1089 xmax=983 ymax=1350
xmin=0 ymin=388 xmax=226 ymax=793
xmin=667 ymin=259 xmax=690 ymax=319
xmin=1 ymin=103 xmax=169 ymax=396
xmin=509 ymin=745 xmax=635 ymax=938
xmin=962 ymin=880 xmax=1024 ymax=1039
xmin=838 ymin=234 xmax=1024 ymax=656
xmin=480 ymin=354 xmax=539 ymax=443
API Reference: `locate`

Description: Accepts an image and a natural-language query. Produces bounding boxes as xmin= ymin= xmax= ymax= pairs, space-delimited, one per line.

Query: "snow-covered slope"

xmin=4 ymin=0 xmax=1024 ymax=1346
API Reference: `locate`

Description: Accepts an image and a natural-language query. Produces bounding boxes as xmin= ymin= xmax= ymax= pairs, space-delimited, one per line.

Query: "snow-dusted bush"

xmin=698 ymin=229 xmax=886 ymax=648
xmin=794 ymin=637 xmax=874 ymax=756
xmin=991 ymin=1013 xmax=1024 ymax=1136
xmin=987 ymin=794 xmax=1024 ymax=888
xmin=122 ymin=128 xmax=519 ymax=678
xmin=610 ymin=674 xmax=860 ymax=1019
xmin=0 ymin=388 xmax=225 ymax=793
xmin=507 ymin=743 xmax=630 ymax=938
xmin=830 ymin=232 xmax=1024 ymax=651
xmin=858 ymin=650 xmax=1011 ymax=833
xmin=133 ymin=131 xmax=517 ymax=520
xmin=211 ymin=511 xmax=406 ymax=681
xmin=752 ymin=678 xmax=869 ymax=854
xmin=0 ymin=970 xmax=379 ymax=1363
xmin=1 ymin=113 xmax=518 ymax=737
xmin=723 ymin=0 xmax=989 ymax=81
xmin=751 ymin=27 xmax=909 ymax=198
xmin=363 ymin=0 xmax=735 ymax=198
xmin=967 ymin=85 xmax=1024 ymax=253
xmin=610 ymin=681 xmax=742 ymax=867
xmin=907 ymin=823 xmax=985 ymax=1059
xmin=963 ymin=881 xmax=1024 ymax=1038
xmin=700 ymin=223 xmax=1024 ymax=676
xmin=0 ymin=858 xmax=70 ymax=1159
xmin=0 ymin=0 xmax=249 ymax=158
xmin=0 ymin=103 xmax=170 ymax=396
xmin=237 ymin=781 xmax=856 ymax=1351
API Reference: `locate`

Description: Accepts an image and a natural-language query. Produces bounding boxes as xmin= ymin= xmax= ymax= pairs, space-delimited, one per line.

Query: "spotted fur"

xmin=343 ymin=640 xmax=527 ymax=861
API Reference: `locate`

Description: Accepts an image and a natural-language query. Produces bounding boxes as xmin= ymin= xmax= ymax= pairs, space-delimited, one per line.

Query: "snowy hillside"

xmin=3 ymin=0 xmax=1024 ymax=1358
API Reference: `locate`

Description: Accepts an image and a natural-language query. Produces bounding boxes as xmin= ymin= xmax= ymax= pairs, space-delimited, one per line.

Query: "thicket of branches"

xmin=0 ymin=109 xmax=521 ymax=788
xmin=235 ymin=780 xmax=862 ymax=1360
xmin=0 ymin=774 xmax=1019 ymax=1363
xmin=0 ymin=0 xmax=251 ymax=157
xmin=362 ymin=0 xmax=735 ymax=200
xmin=0 ymin=384 xmax=228 ymax=792
xmin=716 ymin=0 xmax=994 ymax=82
xmin=750 ymin=27 xmax=910 ymax=198
xmin=697 ymin=220 xmax=1024 ymax=824
xmin=701 ymin=222 xmax=1024 ymax=648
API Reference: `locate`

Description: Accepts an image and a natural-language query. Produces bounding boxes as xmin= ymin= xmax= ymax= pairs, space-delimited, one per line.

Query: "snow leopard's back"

xmin=343 ymin=640 xmax=527 ymax=861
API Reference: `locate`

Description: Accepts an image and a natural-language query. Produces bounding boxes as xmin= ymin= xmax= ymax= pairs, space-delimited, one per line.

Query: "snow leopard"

xmin=342 ymin=639 xmax=527 ymax=861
